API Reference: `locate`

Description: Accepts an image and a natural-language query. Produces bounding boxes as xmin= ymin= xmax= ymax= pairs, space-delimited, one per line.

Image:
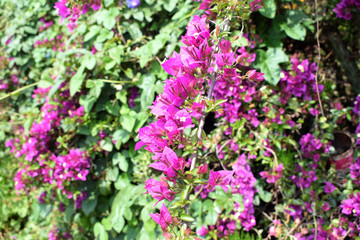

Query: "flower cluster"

xmin=231 ymin=154 xmax=257 ymax=231
xmin=350 ymin=158 xmax=360 ymax=186
xmin=341 ymin=191 xmax=360 ymax=219
xmin=212 ymin=37 xmax=264 ymax=126
xmin=6 ymin=84 xmax=89 ymax=200
xmin=134 ymin=0 xmax=267 ymax=236
xmin=135 ymin=9 xmax=264 ymax=237
xmin=354 ymin=96 xmax=360 ymax=116
xmin=260 ymin=163 xmax=283 ymax=184
xmin=279 ymin=58 xmax=322 ymax=102
xmin=0 ymin=74 xmax=18 ymax=91
xmin=333 ymin=0 xmax=360 ymax=20
xmin=34 ymin=35 xmax=66 ymax=51
xmin=54 ymin=0 xmax=101 ymax=31
xmin=289 ymin=134 xmax=328 ymax=189
xmin=39 ymin=17 xmax=54 ymax=32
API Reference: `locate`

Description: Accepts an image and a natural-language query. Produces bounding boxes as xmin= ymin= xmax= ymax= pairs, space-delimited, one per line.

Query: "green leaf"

xmin=259 ymin=0 xmax=276 ymax=19
xmin=84 ymin=26 xmax=101 ymax=42
xmin=38 ymin=72 xmax=54 ymax=88
xmin=86 ymin=80 xmax=104 ymax=99
xmin=135 ymin=111 xmax=149 ymax=131
xmin=103 ymin=7 xmax=120 ymax=30
xmin=133 ymin=11 xmax=144 ymax=21
xmin=65 ymin=204 xmax=74 ymax=222
xmin=106 ymin=167 xmax=119 ymax=182
xmin=120 ymin=111 xmax=137 ymax=132
xmin=203 ymin=199 xmax=218 ymax=225
xmin=82 ymin=194 xmax=98 ymax=215
xmin=281 ymin=23 xmax=306 ymax=41
xmin=81 ymin=54 xmax=96 ymax=70
xmin=80 ymin=95 xmax=97 ymax=112
xmin=109 ymin=46 xmax=123 ymax=64
xmin=114 ymin=153 xmax=129 ymax=172
xmin=96 ymin=29 xmax=114 ymax=43
xmin=163 ymin=0 xmax=177 ymax=12
xmin=94 ymin=222 xmax=108 ymax=240
xmin=112 ymin=215 xmax=125 ymax=233
xmin=100 ymin=138 xmax=114 ymax=152
xmin=116 ymin=90 xmax=127 ymax=104
xmin=281 ymin=10 xmax=308 ymax=40
xmin=102 ymin=218 xmax=112 ymax=231
xmin=113 ymin=129 xmax=131 ymax=149
xmin=255 ymin=181 xmax=272 ymax=203
xmin=253 ymin=48 xmax=288 ymax=85
xmin=105 ymin=101 xmax=120 ymax=116
xmin=105 ymin=60 xmax=116 ymax=70
xmin=179 ymin=214 xmax=195 ymax=222
xmin=114 ymin=173 xmax=131 ymax=190
xmin=48 ymin=80 xmax=65 ymax=98
xmin=70 ymin=66 xmax=86 ymax=97
xmin=23 ymin=116 xmax=34 ymax=134
xmin=104 ymin=0 xmax=114 ymax=7
xmin=138 ymin=74 xmax=156 ymax=110
xmin=128 ymin=23 xmax=143 ymax=40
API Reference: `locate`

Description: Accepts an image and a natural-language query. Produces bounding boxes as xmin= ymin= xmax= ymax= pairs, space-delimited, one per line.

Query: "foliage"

xmin=0 ymin=0 xmax=359 ymax=239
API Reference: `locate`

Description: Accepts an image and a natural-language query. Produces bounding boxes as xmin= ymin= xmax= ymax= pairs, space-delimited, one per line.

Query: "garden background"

xmin=0 ymin=0 xmax=360 ymax=239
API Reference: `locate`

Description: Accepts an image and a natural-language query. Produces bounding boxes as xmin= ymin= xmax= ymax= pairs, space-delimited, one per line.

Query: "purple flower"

xmin=324 ymin=181 xmax=336 ymax=193
xmin=126 ymin=0 xmax=140 ymax=8
xmin=197 ymin=225 xmax=209 ymax=236
xmin=145 ymin=179 xmax=176 ymax=206
xmin=207 ymin=170 xmax=234 ymax=193
xmin=38 ymin=191 xmax=47 ymax=204
xmin=285 ymin=205 xmax=302 ymax=220
xmin=322 ymin=202 xmax=330 ymax=211
xmin=149 ymin=203 xmax=172 ymax=230
xmin=333 ymin=0 xmax=360 ymax=20
xmin=353 ymin=95 xmax=360 ymax=115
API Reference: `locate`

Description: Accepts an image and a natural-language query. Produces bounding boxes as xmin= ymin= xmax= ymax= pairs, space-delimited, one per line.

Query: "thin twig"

xmin=281 ymin=218 xmax=304 ymax=240
xmin=215 ymin=139 xmax=233 ymax=170
xmin=314 ymin=0 xmax=325 ymax=118
xmin=0 ymin=82 xmax=39 ymax=101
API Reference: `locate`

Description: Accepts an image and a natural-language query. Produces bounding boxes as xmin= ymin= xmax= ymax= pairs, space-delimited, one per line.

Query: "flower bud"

xmin=172 ymin=216 xmax=179 ymax=225
xmin=185 ymin=228 xmax=192 ymax=236
xmin=215 ymin=25 xmax=220 ymax=36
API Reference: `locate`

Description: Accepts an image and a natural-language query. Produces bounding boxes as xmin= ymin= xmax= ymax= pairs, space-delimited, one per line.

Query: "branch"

xmin=190 ymin=73 xmax=217 ymax=171
xmin=314 ymin=0 xmax=325 ymax=118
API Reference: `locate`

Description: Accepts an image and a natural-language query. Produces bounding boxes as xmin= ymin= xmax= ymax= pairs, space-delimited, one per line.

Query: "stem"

xmin=0 ymin=82 xmax=39 ymax=101
xmin=97 ymin=79 xmax=135 ymax=84
xmin=312 ymin=202 xmax=318 ymax=240
xmin=190 ymin=73 xmax=217 ymax=171
xmin=314 ymin=0 xmax=325 ymax=118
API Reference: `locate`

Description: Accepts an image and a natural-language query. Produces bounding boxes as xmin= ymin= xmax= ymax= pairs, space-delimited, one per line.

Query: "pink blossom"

xmin=149 ymin=203 xmax=172 ymax=229
xmin=208 ymin=170 xmax=234 ymax=193
xmin=145 ymin=179 xmax=176 ymax=206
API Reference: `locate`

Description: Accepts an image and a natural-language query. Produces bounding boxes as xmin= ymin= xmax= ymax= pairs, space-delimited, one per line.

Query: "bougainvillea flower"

xmin=145 ymin=179 xmax=176 ymax=206
xmin=208 ymin=170 xmax=234 ymax=193
xmin=54 ymin=0 xmax=71 ymax=23
xmin=198 ymin=164 xmax=208 ymax=174
xmin=340 ymin=198 xmax=354 ymax=215
xmin=148 ymin=147 xmax=185 ymax=178
xmin=246 ymin=69 xmax=264 ymax=82
xmin=197 ymin=225 xmax=209 ymax=236
xmin=149 ymin=203 xmax=172 ymax=229
xmin=324 ymin=181 xmax=336 ymax=193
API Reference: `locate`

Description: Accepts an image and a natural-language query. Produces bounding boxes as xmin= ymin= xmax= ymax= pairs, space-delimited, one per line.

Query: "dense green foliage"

xmin=1 ymin=0 xmax=359 ymax=239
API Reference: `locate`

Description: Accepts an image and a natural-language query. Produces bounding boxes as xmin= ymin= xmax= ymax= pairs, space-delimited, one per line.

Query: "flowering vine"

xmin=136 ymin=0 xmax=263 ymax=238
